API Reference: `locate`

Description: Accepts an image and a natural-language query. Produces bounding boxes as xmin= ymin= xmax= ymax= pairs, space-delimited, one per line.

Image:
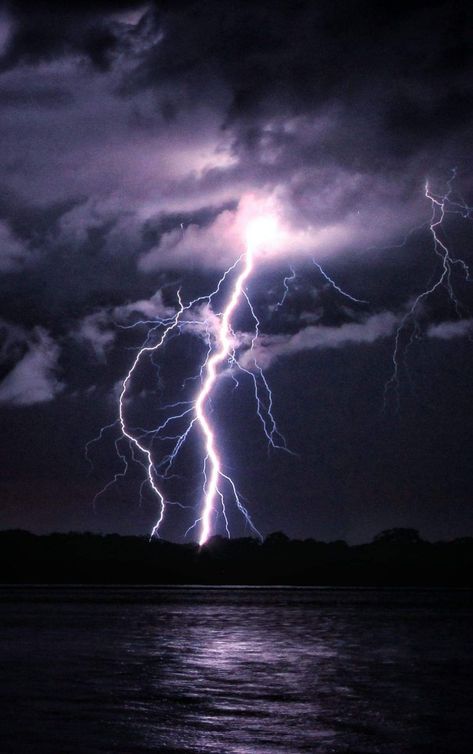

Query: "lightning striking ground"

xmin=193 ymin=233 xmax=260 ymax=544
xmin=87 ymin=212 xmax=375 ymax=542
xmin=89 ymin=216 xmax=294 ymax=544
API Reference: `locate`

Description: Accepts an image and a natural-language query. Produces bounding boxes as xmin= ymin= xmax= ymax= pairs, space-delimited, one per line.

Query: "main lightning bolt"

xmin=89 ymin=214 xmax=288 ymax=544
xmin=194 ymin=220 xmax=272 ymax=544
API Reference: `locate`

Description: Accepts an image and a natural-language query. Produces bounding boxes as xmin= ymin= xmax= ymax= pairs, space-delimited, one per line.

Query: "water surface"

xmin=0 ymin=587 xmax=471 ymax=753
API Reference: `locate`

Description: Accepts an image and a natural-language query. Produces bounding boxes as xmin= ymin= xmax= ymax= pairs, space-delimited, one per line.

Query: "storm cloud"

xmin=0 ymin=0 xmax=472 ymax=285
xmin=2 ymin=0 xmax=473 ymax=395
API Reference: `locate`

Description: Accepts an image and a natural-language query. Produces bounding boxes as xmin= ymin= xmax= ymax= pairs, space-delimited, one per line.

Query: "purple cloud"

xmin=239 ymin=311 xmax=399 ymax=370
xmin=0 ymin=327 xmax=63 ymax=406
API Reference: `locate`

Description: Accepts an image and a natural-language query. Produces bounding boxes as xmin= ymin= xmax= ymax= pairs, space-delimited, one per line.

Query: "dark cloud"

xmin=1 ymin=0 xmax=147 ymax=70
xmin=116 ymin=2 xmax=473 ymax=163
xmin=1 ymin=0 xmax=472 ymax=323
xmin=1 ymin=0 xmax=471 ymax=282
xmin=0 ymin=188 xmax=81 ymax=242
xmin=0 ymin=84 xmax=73 ymax=107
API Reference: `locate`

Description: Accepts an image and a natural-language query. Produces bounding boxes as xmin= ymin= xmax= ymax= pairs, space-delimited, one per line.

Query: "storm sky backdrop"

xmin=1 ymin=0 xmax=473 ymax=543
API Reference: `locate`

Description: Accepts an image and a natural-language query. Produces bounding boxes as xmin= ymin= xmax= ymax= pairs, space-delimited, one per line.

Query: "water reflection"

xmin=126 ymin=602 xmax=339 ymax=753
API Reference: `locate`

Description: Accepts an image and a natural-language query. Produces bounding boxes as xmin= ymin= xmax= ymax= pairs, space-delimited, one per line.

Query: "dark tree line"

xmin=0 ymin=528 xmax=472 ymax=586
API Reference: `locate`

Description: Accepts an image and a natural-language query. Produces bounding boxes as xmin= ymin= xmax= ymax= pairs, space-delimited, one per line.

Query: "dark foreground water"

xmin=0 ymin=587 xmax=471 ymax=754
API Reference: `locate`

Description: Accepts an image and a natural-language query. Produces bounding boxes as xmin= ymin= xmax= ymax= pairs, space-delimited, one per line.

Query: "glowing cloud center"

xmin=245 ymin=215 xmax=280 ymax=251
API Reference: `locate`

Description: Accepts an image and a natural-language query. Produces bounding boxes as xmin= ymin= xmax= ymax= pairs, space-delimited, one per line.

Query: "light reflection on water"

xmin=0 ymin=587 xmax=471 ymax=753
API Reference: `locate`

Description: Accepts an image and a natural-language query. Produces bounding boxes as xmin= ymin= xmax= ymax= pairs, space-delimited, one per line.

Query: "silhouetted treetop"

xmin=264 ymin=531 xmax=290 ymax=546
xmin=372 ymin=528 xmax=424 ymax=546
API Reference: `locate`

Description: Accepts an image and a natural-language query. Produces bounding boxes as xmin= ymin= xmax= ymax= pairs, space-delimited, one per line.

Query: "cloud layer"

xmin=239 ymin=312 xmax=399 ymax=370
xmin=0 ymin=0 xmax=472 ymax=404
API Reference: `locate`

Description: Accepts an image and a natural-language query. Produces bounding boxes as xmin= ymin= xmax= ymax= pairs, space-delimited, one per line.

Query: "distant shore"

xmin=1 ymin=527 xmax=472 ymax=586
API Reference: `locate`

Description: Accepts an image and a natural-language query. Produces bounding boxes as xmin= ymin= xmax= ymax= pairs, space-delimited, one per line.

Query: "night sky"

xmin=1 ymin=0 xmax=473 ymax=543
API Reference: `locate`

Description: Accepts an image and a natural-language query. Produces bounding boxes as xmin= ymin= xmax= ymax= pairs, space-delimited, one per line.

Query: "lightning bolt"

xmin=88 ymin=204 xmax=377 ymax=543
xmin=313 ymin=260 xmax=369 ymax=304
xmin=194 ymin=232 xmax=273 ymax=544
xmin=86 ymin=172 xmax=473 ymax=540
xmin=96 ymin=173 xmax=473 ymax=541
xmin=89 ymin=215 xmax=294 ymax=544
xmin=275 ymin=265 xmax=297 ymax=309
xmin=385 ymin=169 xmax=472 ymax=408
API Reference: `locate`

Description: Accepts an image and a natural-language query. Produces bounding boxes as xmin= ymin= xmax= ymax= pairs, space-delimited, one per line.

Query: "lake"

xmin=0 ymin=587 xmax=471 ymax=753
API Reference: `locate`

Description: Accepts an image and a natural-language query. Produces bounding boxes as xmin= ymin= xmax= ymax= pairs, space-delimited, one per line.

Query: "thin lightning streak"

xmin=119 ymin=296 xmax=188 ymax=536
xmin=92 ymin=436 xmax=129 ymax=509
xmin=238 ymin=289 xmax=293 ymax=453
xmin=384 ymin=170 xmax=472 ymax=408
xmin=85 ymin=420 xmax=119 ymax=471
xmin=313 ymin=260 xmax=369 ymax=304
xmin=275 ymin=265 xmax=296 ymax=309
xmin=366 ymin=222 xmax=429 ymax=252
